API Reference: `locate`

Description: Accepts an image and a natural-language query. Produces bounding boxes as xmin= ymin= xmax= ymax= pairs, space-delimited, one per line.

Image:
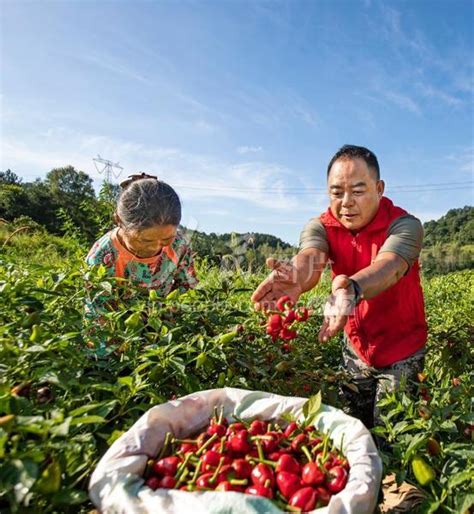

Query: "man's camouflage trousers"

xmin=340 ymin=337 xmax=425 ymax=429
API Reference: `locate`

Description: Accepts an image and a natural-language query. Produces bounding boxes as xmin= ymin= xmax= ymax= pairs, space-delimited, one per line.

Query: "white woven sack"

xmin=89 ymin=387 xmax=382 ymax=514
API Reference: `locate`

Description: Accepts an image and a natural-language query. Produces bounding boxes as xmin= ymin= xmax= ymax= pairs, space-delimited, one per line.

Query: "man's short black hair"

xmin=327 ymin=145 xmax=380 ymax=180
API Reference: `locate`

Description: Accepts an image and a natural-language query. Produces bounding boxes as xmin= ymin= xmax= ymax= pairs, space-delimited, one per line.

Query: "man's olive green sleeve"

xmin=379 ymin=214 xmax=424 ymax=268
xmin=299 ymin=217 xmax=329 ymax=253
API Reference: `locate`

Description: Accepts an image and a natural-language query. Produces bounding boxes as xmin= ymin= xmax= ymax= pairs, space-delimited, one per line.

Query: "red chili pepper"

xmin=249 ymin=420 xmax=268 ymax=435
xmin=291 ymin=433 xmax=309 ymax=452
xmin=308 ymin=436 xmax=322 ymax=447
xmin=276 ymin=471 xmax=302 ymax=499
xmin=245 ymin=484 xmax=273 ymax=498
xmin=158 ymin=475 xmax=177 ymax=489
xmin=316 ymin=486 xmax=332 ymax=506
xmin=145 ymin=476 xmax=161 ymax=490
xmin=295 ymin=306 xmax=309 ymax=322
xmin=260 ymin=432 xmax=281 ymax=453
xmin=276 ymin=454 xmax=301 ymax=475
xmin=284 ymin=310 xmax=297 ymax=324
xmin=232 ymin=459 xmax=253 ymax=479
xmin=301 ymin=462 xmax=325 ymax=486
xmin=215 ymin=480 xmax=245 ymax=492
xmin=215 ymin=465 xmax=236 ymax=484
xmin=280 ymin=327 xmax=298 ymax=340
xmin=284 ymin=421 xmax=298 ymax=438
xmin=250 ymin=463 xmax=275 ymax=488
xmin=418 ymin=405 xmax=432 ymax=420
xmin=207 ymin=423 xmax=226 ymax=437
xmin=196 ymin=472 xmax=215 ymax=490
xmin=268 ymin=450 xmax=285 ymax=461
xmin=281 ymin=342 xmax=293 ymax=352
xmin=201 ymin=450 xmax=222 ymax=469
xmin=326 ymin=465 xmax=348 ymax=493
xmin=152 ymin=456 xmax=181 ymax=476
xmin=323 ymin=457 xmax=334 ymax=470
xmin=289 ymin=486 xmax=318 ymax=511
xmin=226 ymin=422 xmax=246 ymax=435
xmin=332 ymin=456 xmax=350 ymax=471
xmin=267 ymin=314 xmax=283 ymax=331
xmin=229 ymin=430 xmax=251 ymax=454
xmin=276 ymin=295 xmax=294 ymax=312
xmin=180 ymin=442 xmax=197 ymax=454
xmin=427 ymin=438 xmax=441 ymax=456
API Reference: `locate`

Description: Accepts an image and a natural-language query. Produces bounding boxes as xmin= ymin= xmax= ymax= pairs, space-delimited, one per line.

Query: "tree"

xmin=45 ymin=166 xmax=95 ymax=201
xmin=44 ymin=166 xmax=97 ymax=239
xmin=23 ymin=180 xmax=60 ymax=232
xmin=0 ymin=169 xmax=22 ymax=185
xmin=0 ymin=184 xmax=29 ymax=220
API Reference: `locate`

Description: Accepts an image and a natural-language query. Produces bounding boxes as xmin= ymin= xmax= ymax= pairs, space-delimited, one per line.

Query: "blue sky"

xmin=1 ymin=0 xmax=473 ymax=244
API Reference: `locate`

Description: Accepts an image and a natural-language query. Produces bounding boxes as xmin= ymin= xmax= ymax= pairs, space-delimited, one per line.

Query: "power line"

xmin=173 ymin=180 xmax=473 ymax=195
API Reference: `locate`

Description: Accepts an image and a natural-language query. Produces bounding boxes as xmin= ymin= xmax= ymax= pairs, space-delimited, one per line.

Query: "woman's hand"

xmin=251 ymin=258 xmax=303 ymax=311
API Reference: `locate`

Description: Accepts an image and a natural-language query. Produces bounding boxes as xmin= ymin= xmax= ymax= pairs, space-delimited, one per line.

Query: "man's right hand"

xmin=251 ymin=257 xmax=303 ymax=311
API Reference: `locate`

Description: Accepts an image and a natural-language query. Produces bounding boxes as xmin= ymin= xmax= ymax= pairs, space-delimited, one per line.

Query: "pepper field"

xmin=0 ymin=234 xmax=473 ymax=513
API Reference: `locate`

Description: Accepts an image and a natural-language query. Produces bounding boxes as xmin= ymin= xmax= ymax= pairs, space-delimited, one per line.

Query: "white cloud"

xmin=0 ymin=129 xmax=323 ymax=213
xmin=383 ymin=90 xmax=421 ymax=115
xmin=237 ymin=146 xmax=263 ymax=154
xmin=445 ymin=145 xmax=474 ymax=175
xmin=79 ymin=53 xmax=152 ymax=85
xmin=416 ymin=82 xmax=463 ymax=108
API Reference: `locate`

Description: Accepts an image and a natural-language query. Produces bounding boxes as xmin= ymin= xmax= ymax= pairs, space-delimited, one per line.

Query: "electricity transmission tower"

xmin=93 ymin=155 xmax=124 ymax=183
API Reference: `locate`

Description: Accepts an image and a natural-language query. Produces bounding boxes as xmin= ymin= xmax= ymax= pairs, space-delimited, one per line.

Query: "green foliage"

xmin=375 ymin=271 xmax=474 ymax=513
xmin=421 ymin=243 xmax=473 ymax=275
xmin=1 ymin=225 xmax=472 ymax=513
xmin=424 ymin=206 xmax=473 ymax=246
xmin=185 ymin=227 xmax=295 ymax=271
xmin=0 ymin=169 xmax=22 ymax=185
xmin=0 ymin=252 xmax=337 ymax=513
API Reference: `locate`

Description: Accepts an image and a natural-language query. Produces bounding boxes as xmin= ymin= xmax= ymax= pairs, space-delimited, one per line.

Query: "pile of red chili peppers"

xmin=143 ymin=408 xmax=349 ymax=511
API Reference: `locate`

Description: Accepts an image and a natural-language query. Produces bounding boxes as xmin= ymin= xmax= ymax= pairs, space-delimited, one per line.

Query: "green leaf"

xmin=69 ymin=415 xmax=105 ymax=426
xmin=99 ymin=281 xmax=113 ymax=295
xmin=458 ymin=493 xmax=474 ymax=514
xmin=11 ymin=459 xmax=38 ymax=503
xmin=52 ymin=488 xmax=88 ymax=505
xmin=302 ymin=391 xmax=322 ymax=425
xmin=280 ymin=412 xmax=295 ymax=423
xmin=25 ymin=345 xmax=46 ymax=353
xmin=69 ymin=400 xmax=117 ymax=419
xmin=51 ymin=417 xmax=71 ymax=438
xmin=69 ymin=404 xmax=100 ymax=417
xmin=392 ymin=421 xmax=418 ymax=435
xmin=402 ymin=432 xmax=427 ymax=464
xmin=439 ymin=419 xmax=458 ymax=432
xmin=0 ymin=429 xmax=7 ymax=459
xmin=448 ymin=470 xmax=474 ymax=490
xmin=107 ymin=430 xmax=125 ymax=446
xmin=117 ymin=376 xmax=134 ymax=390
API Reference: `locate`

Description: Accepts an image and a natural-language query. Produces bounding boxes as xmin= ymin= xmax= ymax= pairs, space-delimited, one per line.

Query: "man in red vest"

xmin=251 ymin=144 xmax=428 ymax=428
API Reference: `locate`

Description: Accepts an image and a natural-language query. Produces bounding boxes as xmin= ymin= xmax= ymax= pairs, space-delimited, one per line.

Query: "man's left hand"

xmin=318 ymin=274 xmax=356 ymax=343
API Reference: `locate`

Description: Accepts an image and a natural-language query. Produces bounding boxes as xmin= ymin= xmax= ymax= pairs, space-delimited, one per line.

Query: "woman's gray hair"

xmin=116 ymin=178 xmax=181 ymax=231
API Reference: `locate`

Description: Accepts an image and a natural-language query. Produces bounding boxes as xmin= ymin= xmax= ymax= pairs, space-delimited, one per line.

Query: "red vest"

xmin=319 ymin=197 xmax=427 ymax=368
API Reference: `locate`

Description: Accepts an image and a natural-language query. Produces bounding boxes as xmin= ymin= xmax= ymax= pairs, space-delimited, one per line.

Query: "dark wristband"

xmin=349 ymin=279 xmax=363 ymax=305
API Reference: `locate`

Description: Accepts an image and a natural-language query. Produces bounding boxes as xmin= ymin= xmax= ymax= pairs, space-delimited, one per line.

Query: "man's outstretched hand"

xmin=318 ymin=274 xmax=356 ymax=343
xmin=251 ymin=257 xmax=302 ymax=311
